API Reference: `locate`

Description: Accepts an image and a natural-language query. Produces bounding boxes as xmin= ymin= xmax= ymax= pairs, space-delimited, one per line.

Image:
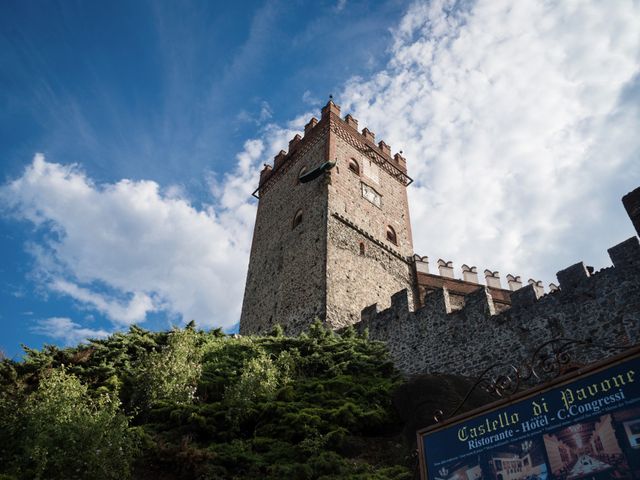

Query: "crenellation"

xmin=304 ymin=117 xmax=318 ymax=135
xmin=259 ymin=164 xmax=273 ymax=184
xmin=622 ymin=186 xmax=640 ymax=236
xmin=353 ymin=234 xmax=640 ymax=376
xmin=461 ymin=264 xmax=479 ymax=283
xmin=288 ymin=133 xmax=302 ymax=153
xmin=321 ymin=99 xmax=341 ymax=119
xmin=378 ymin=140 xmax=391 ymax=156
xmin=360 ymin=303 xmax=379 ymax=322
xmin=344 ymin=113 xmax=358 ymax=130
xmin=608 ymin=236 xmax=640 ymax=270
xmin=437 ymin=259 xmax=454 ymax=278
xmin=484 ymin=269 xmax=501 ymax=289
xmin=393 ymin=152 xmax=407 ymax=172
xmin=506 ymin=274 xmax=522 ymax=291
xmin=391 ymin=288 xmax=410 ymax=311
xmin=273 ymin=150 xmax=287 ymax=168
xmin=510 ymin=283 xmax=540 ymax=308
xmin=528 ymin=278 xmax=545 ymax=297
xmin=422 ymin=287 xmax=452 ymax=315
xmin=413 ymin=254 xmax=429 ymax=274
xmin=556 ymin=262 xmax=589 ymax=293
xmin=461 ymin=286 xmax=496 ymax=320
xmin=361 ymin=127 xmax=375 ymax=142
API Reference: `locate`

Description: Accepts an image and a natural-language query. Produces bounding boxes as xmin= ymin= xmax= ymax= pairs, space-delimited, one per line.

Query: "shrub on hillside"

xmin=0 ymin=323 xmax=411 ymax=479
xmin=0 ymin=367 xmax=137 ymax=480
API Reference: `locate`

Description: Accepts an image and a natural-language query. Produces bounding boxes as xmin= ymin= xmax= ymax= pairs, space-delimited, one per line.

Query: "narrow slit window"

xmin=359 ymin=242 xmax=365 ymax=255
xmin=348 ymin=158 xmax=360 ymax=175
xmin=386 ymin=226 xmax=397 ymax=245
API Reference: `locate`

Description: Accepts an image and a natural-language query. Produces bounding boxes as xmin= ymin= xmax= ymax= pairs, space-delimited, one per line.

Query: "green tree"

xmin=224 ymin=350 xmax=293 ymax=424
xmin=8 ymin=367 xmax=136 ymax=480
xmin=134 ymin=327 xmax=203 ymax=409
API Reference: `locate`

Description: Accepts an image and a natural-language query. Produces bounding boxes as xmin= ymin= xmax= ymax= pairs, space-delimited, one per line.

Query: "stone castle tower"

xmin=240 ymin=100 xmax=415 ymax=334
xmin=239 ymin=99 xmax=640 ymax=379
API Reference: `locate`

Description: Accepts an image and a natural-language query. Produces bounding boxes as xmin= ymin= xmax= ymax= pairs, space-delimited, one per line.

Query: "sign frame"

xmin=417 ymin=344 xmax=640 ymax=480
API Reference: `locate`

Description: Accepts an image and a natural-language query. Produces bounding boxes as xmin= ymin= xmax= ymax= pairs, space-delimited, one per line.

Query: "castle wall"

xmin=353 ymin=236 xmax=640 ymax=377
xmin=239 ymin=127 xmax=329 ymax=335
xmin=326 ymin=214 xmax=415 ymax=328
xmin=325 ymin=114 xmax=415 ymax=329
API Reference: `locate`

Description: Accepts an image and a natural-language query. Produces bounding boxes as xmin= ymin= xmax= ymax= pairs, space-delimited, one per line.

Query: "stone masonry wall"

xmin=328 ymin=120 xmax=413 ymax=258
xmin=241 ymin=101 xmax=418 ymax=335
xmin=239 ymin=123 xmax=329 ymax=335
xmin=325 ymin=109 xmax=415 ymax=329
xmin=353 ymin=235 xmax=640 ymax=377
xmin=326 ymin=213 xmax=415 ymax=328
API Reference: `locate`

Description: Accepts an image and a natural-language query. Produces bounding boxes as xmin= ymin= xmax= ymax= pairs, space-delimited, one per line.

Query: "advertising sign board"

xmin=418 ymin=347 xmax=640 ymax=480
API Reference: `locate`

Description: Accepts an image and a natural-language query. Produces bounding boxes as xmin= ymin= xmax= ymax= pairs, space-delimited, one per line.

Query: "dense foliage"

xmin=0 ymin=321 xmax=411 ymax=479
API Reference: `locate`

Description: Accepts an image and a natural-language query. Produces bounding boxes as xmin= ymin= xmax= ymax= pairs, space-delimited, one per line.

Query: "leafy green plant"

xmin=133 ymin=326 xmax=203 ymax=410
xmin=3 ymin=367 xmax=137 ymax=480
xmin=0 ymin=323 xmax=411 ymax=479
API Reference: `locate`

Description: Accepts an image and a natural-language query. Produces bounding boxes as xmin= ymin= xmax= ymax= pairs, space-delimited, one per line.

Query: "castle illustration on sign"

xmin=239 ymin=99 xmax=640 ymax=377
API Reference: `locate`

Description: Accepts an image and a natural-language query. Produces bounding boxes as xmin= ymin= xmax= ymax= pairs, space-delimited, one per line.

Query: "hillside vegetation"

xmin=0 ymin=321 xmax=412 ymax=479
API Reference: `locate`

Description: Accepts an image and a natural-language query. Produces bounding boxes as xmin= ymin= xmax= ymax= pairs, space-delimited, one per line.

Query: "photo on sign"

xmin=617 ymin=406 xmax=640 ymax=452
xmin=432 ymin=458 xmax=483 ymax=480
xmin=479 ymin=438 xmax=549 ymax=480
xmin=543 ymin=406 xmax=640 ymax=479
xmin=613 ymin=406 xmax=640 ymax=478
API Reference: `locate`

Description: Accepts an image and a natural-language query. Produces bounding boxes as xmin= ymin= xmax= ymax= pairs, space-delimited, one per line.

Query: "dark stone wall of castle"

xmin=325 ymin=124 xmax=414 ymax=329
xmin=353 ymin=236 xmax=640 ymax=377
xmin=326 ymin=214 xmax=415 ymax=328
xmin=239 ymin=132 xmax=329 ymax=335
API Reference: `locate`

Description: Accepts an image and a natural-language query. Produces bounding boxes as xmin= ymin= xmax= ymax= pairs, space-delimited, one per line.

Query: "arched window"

xmin=348 ymin=158 xmax=360 ymax=175
xmin=386 ymin=225 xmax=397 ymax=245
xmin=359 ymin=242 xmax=365 ymax=255
xmin=296 ymin=166 xmax=307 ymax=185
xmin=292 ymin=209 xmax=303 ymax=229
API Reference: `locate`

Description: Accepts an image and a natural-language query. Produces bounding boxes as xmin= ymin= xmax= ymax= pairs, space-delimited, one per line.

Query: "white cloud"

xmin=338 ymin=0 xmax=640 ymax=285
xmin=31 ymin=317 xmax=109 ymax=345
xmin=1 ymin=154 xmax=256 ymax=329
xmin=50 ymin=279 xmax=154 ymax=325
xmin=1 ymin=97 xmax=312 ymax=334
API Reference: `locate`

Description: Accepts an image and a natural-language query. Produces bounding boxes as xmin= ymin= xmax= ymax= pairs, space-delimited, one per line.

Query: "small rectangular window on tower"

xmin=361 ymin=182 xmax=381 ymax=208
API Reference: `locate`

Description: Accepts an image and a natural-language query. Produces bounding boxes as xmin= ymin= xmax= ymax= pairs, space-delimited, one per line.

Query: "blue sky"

xmin=1 ymin=0 xmax=639 ymax=358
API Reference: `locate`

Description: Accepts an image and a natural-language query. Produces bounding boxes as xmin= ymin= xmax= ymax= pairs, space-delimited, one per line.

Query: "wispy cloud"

xmin=31 ymin=317 xmax=109 ymax=345
xmin=50 ymin=279 xmax=154 ymax=325
xmin=334 ymin=0 xmax=347 ymax=14
xmin=338 ymin=0 xmax=640 ymax=285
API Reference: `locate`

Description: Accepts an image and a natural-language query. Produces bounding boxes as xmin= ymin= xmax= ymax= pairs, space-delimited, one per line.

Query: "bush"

xmin=3 ymin=367 xmax=136 ymax=480
xmin=133 ymin=327 xmax=203 ymax=410
xmin=0 ymin=324 xmax=411 ymax=479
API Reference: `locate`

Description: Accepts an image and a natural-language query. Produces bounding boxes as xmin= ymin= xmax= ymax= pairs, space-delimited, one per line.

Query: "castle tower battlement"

xmin=240 ymin=100 xmax=416 ymax=334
